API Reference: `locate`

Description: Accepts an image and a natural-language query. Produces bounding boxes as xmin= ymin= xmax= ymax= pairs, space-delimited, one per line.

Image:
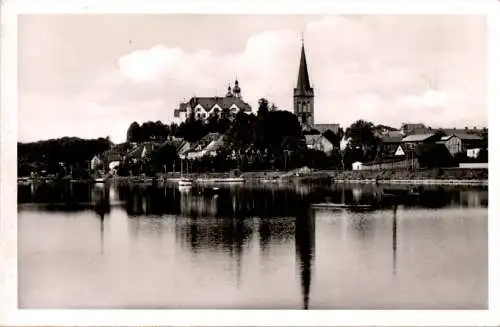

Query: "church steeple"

xmin=294 ymin=37 xmax=315 ymax=127
xmin=296 ymin=39 xmax=312 ymax=92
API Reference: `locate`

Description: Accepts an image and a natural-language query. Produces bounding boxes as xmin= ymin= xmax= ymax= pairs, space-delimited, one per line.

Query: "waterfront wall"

xmin=330 ymin=168 xmax=488 ymax=185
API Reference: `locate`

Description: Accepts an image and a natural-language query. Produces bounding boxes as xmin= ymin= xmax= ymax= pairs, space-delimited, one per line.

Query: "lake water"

xmin=18 ymin=181 xmax=488 ymax=309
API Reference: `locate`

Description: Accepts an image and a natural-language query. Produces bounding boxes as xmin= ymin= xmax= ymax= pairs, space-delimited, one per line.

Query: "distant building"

xmin=125 ymin=142 xmax=158 ymax=162
xmin=378 ymin=134 xmax=403 ymax=158
xmin=174 ymin=79 xmax=252 ymax=123
xmin=467 ymin=148 xmax=481 ymax=159
xmin=438 ymin=133 xmax=483 ymax=155
xmin=313 ymin=124 xmax=341 ymax=135
xmin=352 ymin=161 xmax=363 ymax=170
xmin=374 ymin=124 xmax=399 ymax=135
xmin=90 ymin=156 xmax=102 ymax=170
xmin=401 ymin=133 xmax=441 ymax=150
xmin=401 ymin=123 xmax=427 ymax=135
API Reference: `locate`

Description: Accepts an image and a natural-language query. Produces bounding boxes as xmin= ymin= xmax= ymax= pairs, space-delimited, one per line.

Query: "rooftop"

xmin=401 ymin=133 xmax=436 ymax=142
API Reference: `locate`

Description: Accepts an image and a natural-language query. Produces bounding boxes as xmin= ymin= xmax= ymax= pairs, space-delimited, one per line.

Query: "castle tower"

xmin=232 ymin=78 xmax=241 ymax=99
xmin=294 ymin=38 xmax=314 ymax=127
xmin=226 ymin=83 xmax=233 ymax=97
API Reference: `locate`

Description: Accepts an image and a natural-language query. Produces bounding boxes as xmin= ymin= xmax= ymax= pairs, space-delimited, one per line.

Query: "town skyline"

xmin=19 ymin=14 xmax=487 ymax=143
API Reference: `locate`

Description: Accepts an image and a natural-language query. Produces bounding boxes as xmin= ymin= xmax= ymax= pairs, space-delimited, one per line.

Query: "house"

xmin=467 ymin=148 xmax=481 ymax=159
xmin=401 ymin=133 xmax=441 ymax=150
xmin=174 ymin=80 xmax=252 ymax=123
xmin=378 ymin=134 xmax=403 ymax=158
xmin=90 ymin=156 xmax=102 ymax=170
xmin=184 ymin=133 xmax=227 ymax=159
xmin=124 ymin=142 xmax=158 ymax=162
xmin=305 ymin=135 xmax=334 ymax=155
xmin=438 ymin=133 xmax=483 ymax=155
xmin=352 ymin=161 xmax=363 ymax=170
xmin=438 ymin=126 xmax=487 ymax=138
xmin=313 ymin=123 xmax=340 ymax=135
xmin=374 ymin=124 xmax=399 ymax=137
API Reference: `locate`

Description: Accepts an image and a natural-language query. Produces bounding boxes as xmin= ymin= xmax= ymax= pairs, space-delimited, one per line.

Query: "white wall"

xmin=459 ymin=163 xmax=488 ymax=169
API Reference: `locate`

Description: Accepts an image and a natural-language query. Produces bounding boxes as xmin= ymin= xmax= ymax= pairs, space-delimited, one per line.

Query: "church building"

xmin=174 ymin=79 xmax=252 ymax=123
xmin=294 ymin=39 xmax=315 ymax=127
xmin=294 ymin=39 xmax=340 ymax=135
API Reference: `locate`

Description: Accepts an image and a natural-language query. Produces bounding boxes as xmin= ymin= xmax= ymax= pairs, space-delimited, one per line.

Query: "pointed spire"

xmin=296 ymin=38 xmax=312 ymax=91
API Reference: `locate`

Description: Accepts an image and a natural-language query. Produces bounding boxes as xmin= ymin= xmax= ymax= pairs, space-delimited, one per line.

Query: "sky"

xmin=18 ymin=14 xmax=488 ymax=143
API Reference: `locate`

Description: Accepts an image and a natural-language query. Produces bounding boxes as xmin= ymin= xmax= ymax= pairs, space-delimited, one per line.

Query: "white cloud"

xmin=19 ymin=15 xmax=487 ymax=143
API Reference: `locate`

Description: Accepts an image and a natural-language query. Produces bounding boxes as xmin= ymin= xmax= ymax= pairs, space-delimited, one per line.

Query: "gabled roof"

xmin=381 ymin=134 xmax=403 ymax=143
xmin=402 ymin=123 xmax=426 ymax=129
xmin=125 ymin=142 xmax=157 ymax=160
xmin=305 ymin=134 xmax=322 ymax=146
xmin=454 ymin=133 xmax=482 ymax=141
xmin=191 ymin=133 xmax=223 ymax=151
xmin=440 ymin=133 xmax=482 ymax=141
xmin=375 ymin=124 xmax=399 ymax=131
xmin=314 ymin=123 xmax=340 ymax=134
xmin=180 ymin=96 xmax=252 ymax=113
xmin=401 ymin=133 xmax=436 ymax=142
xmin=440 ymin=135 xmax=453 ymax=141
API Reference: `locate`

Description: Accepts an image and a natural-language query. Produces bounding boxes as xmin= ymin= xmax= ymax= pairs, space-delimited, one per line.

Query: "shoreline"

xmin=333 ymin=179 xmax=488 ymax=186
xmin=18 ymin=167 xmax=489 ymax=187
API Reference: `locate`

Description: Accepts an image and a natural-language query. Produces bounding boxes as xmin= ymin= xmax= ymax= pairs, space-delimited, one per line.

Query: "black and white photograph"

xmin=1 ymin=0 xmax=499 ymax=326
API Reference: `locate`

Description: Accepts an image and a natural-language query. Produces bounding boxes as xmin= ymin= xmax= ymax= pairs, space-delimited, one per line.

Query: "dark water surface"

xmin=18 ymin=182 xmax=488 ymax=309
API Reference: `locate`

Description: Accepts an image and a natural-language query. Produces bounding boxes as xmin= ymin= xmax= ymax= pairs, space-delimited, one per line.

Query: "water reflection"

xmin=18 ymin=181 xmax=488 ymax=309
xmin=295 ymin=206 xmax=315 ymax=309
xmin=392 ymin=205 xmax=398 ymax=276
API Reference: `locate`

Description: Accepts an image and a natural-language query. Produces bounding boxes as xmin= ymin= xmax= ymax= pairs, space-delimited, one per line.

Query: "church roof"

xmin=313 ymin=123 xmax=340 ymax=134
xmin=295 ymin=43 xmax=313 ymax=95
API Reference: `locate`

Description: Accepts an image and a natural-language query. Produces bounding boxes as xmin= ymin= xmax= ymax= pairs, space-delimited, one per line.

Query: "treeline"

xmin=116 ymin=99 xmax=345 ymax=176
xmin=18 ymin=137 xmax=112 ymax=177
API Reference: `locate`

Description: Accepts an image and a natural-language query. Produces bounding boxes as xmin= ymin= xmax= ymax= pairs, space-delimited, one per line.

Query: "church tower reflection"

xmin=295 ymin=206 xmax=315 ymax=310
xmin=392 ymin=204 xmax=398 ymax=276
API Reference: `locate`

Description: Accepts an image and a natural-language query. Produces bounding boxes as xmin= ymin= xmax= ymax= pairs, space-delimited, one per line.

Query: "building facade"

xmin=174 ymin=79 xmax=252 ymax=123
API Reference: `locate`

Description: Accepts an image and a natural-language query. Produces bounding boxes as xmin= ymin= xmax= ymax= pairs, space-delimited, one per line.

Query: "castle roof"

xmin=178 ymin=96 xmax=252 ymax=113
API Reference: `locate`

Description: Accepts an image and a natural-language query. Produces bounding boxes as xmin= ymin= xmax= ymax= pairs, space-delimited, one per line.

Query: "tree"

xmin=257 ymin=98 xmax=270 ymax=119
xmin=177 ymin=118 xmax=208 ymax=143
xmin=151 ymin=143 xmax=178 ymax=172
xmin=126 ymin=121 xmax=141 ymax=142
xmin=17 ymin=137 xmax=112 ymax=177
xmin=263 ymin=110 xmax=302 ymax=152
xmin=415 ymin=143 xmax=456 ymax=168
xmin=322 ymin=128 xmax=343 ymax=148
xmin=344 ymin=120 xmax=380 ymax=162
